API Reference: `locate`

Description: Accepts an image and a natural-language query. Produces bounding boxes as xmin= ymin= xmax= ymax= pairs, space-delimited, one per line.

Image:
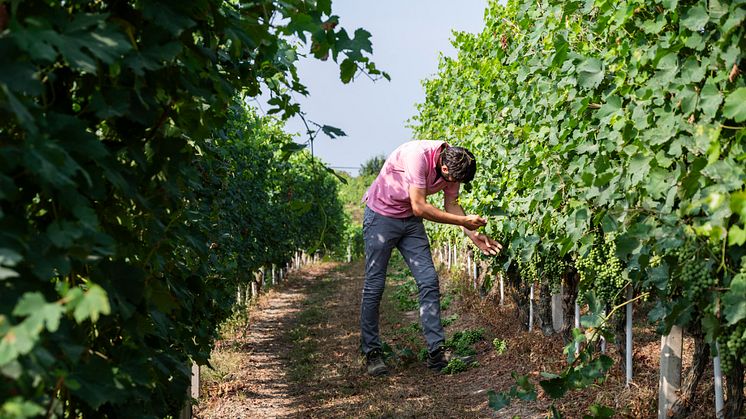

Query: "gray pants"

xmin=360 ymin=206 xmax=445 ymax=354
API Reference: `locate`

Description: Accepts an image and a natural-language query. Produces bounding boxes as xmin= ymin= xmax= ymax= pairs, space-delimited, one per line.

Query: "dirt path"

xmin=196 ymin=263 xmax=336 ymax=418
xmin=196 ymin=258 xmax=551 ymax=418
xmin=196 ymin=257 xmax=677 ymax=418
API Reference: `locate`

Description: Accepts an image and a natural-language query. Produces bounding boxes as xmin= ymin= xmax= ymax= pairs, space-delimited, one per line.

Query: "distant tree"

xmin=359 ymin=154 xmax=386 ymax=177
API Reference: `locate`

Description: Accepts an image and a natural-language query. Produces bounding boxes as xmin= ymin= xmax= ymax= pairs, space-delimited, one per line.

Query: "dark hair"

xmin=442 ymin=146 xmax=476 ymax=183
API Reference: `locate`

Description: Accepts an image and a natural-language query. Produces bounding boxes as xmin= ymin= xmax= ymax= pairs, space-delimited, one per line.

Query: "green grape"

xmin=675 ymin=239 xmax=715 ymax=303
xmin=718 ymin=321 xmax=746 ymax=373
xmin=576 ymin=234 xmax=625 ymax=306
xmin=541 ymin=249 xmax=567 ymax=294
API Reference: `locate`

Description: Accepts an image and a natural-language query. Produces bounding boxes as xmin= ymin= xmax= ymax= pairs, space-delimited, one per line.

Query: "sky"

xmin=256 ymin=1 xmax=488 ymax=176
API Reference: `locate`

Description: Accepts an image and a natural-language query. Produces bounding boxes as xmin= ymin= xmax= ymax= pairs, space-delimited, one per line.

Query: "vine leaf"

xmin=0 ymin=248 xmax=22 ymax=280
xmin=280 ymin=142 xmax=307 ymax=160
xmin=583 ymin=403 xmax=615 ymax=419
xmin=321 ymin=124 xmax=347 ymax=139
xmin=729 ymin=224 xmax=746 ymax=246
xmin=576 ymin=58 xmax=604 ymax=89
xmin=340 ymin=58 xmax=357 ymax=82
xmin=681 ymin=5 xmax=709 ymax=31
xmin=67 ymin=285 xmax=111 ymax=324
xmin=12 ymin=292 xmax=64 ymax=333
xmin=723 ymin=87 xmax=746 ymax=122
xmin=487 ymin=390 xmax=511 ymax=410
xmin=325 ymin=166 xmax=348 ymax=184
xmin=723 ymin=273 xmax=746 ymax=325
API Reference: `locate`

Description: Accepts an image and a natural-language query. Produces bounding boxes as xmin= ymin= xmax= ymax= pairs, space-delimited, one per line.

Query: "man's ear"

xmin=440 ymin=165 xmax=450 ymax=176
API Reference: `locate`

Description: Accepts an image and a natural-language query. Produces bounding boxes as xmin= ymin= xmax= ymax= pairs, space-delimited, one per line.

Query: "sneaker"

xmin=366 ymin=349 xmax=389 ymax=376
xmin=426 ymin=346 xmax=475 ymax=372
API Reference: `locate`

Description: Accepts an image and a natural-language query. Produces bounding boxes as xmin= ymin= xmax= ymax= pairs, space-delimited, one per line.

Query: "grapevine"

xmin=412 ymin=0 xmax=746 ymax=414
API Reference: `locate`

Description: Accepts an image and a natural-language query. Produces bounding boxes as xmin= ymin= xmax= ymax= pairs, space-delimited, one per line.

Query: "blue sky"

xmin=256 ymin=1 xmax=488 ymax=176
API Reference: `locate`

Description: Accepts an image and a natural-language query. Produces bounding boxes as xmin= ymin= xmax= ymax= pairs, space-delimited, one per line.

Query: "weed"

xmin=446 ymin=328 xmax=485 ymax=356
xmin=440 ymin=293 xmax=454 ymax=310
xmin=218 ymin=306 xmax=252 ymax=338
xmin=418 ymin=348 xmax=428 ymax=362
xmin=393 ymin=278 xmax=419 ymax=311
xmin=397 ymin=322 xmax=421 ymax=335
xmin=441 ymin=313 xmax=459 ymax=327
xmin=441 ymin=358 xmax=479 ymax=374
xmin=492 ymin=338 xmax=507 ymax=355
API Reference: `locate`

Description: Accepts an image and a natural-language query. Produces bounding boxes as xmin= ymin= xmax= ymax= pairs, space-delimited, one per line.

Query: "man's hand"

xmin=462 ymin=215 xmax=487 ymax=231
xmin=471 ymin=232 xmax=502 ymax=256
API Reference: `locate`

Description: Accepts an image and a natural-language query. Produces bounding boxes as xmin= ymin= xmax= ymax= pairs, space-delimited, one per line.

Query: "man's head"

xmin=440 ymin=146 xmax=477 ymax=184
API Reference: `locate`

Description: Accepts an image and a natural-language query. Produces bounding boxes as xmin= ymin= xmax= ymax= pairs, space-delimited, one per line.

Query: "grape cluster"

xmin=542 ymin=249 xmax=567 ymax=294
xmin=518 ymin=250 xmax=566 ymax=293
xmin=675 ymin=241 xmax=715 ymax=301
xmin=518 ymin=255 xmax=539 ymax=283
xmin=576 ymin=235 xmax=626 ymax=305
xmin=718 ymin=257 xmax=746 ymax=372
xmin=718 ymin=322 xmax=746 ymax=373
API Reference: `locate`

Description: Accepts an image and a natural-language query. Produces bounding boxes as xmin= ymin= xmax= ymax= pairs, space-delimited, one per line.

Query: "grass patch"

xmin=441 ymin=314 xmax=459 ymax=328
xmin=440 ymin=293 xmax=454 ymax=310
xmin=218 ymin=306 xmax=252 ymax=339
xmin=201 ymin=349 xmax=244 ymax=388
xmin=286 ymin=277 xmax=338 ymax=383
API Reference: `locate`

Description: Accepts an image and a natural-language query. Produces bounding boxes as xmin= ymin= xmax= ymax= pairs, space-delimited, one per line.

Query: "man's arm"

xmin=409 ymin=186 xmax=486 ymax=230
xmin=442 ymin=192 xmax=502 ymax=256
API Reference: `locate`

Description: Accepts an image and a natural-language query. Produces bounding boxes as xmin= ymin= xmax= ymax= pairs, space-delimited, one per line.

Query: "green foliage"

xmin=359 ymin=154 xmax=386 ymax=178
xmin=487 ymin=373 xmax=537 ymax=410
xmin=441 ymin=313 xmax=459 ymax=327
xmin=440 ymin=358 xmax=475 ymax=374
xmin=583 ymin=404 xmax=615 ymax=419
xmin=414 ymin=0 xmax=746 ymax=414
xmin=417 ymin=347 xmax=429 ymax=362
xmin=393 ymin=277 xmax=419 ymax=311
xmin=335 ymin=173 xmax=374 ymax=260
xmin=492 ymin=338 xmax=507 ymax=355
xmin=440 ymin=292 xmax=454 ymax=310
xmin=576 ymin=235 xmax=626 ymax=306
xmin=0 ymin=0 xmax=379 ymax=416
xmin=719 ymin=257 xmax=746 ymax=372
xmin=445 ymin=328 xmax=484 ymax=356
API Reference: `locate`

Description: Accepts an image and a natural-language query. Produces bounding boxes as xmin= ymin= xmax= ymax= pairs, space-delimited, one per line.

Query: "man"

xmin=360 ymin=140 xmax=502 ymax=376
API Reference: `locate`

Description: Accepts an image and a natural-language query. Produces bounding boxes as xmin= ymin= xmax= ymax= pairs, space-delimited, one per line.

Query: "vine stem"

xmin=564 ymin=291 xmax=649 ymax=372
xmin=46 ymin=376 xmax=64 ymax=418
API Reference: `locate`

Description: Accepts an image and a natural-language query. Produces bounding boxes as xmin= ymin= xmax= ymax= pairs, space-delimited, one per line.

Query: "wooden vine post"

xmin=499 ymin=273 xmax=504 ymax=306
xmin=528 ymin=282 xmax=534 ymax=332
xmin=551 ymin=284 xmax=563 ymax=332
xmin=179 ymin=363 xmax=200 ymax=419
xmin=625 ymin=285 xmax=633 ymax=385
xmin=472 ymin=254 xmax=478 ymax=289
xmin=658 ymin=325 xmax=683 ymax=419
xmin=714 ymin=342 xmax=725 ymax=419
xmin=447 ymin=241 xmax=452 ymax=269
xmin=574 ymin=301 xmax=581 ymax=355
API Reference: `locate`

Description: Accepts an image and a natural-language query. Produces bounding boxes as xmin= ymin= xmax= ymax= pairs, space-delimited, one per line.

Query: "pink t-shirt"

xmin=363 ymin=140 xmax=460 ymax=218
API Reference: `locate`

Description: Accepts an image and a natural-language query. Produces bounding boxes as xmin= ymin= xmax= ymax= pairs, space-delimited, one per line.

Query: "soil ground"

xmin=195 ymin=256 xmax=719 ymax=418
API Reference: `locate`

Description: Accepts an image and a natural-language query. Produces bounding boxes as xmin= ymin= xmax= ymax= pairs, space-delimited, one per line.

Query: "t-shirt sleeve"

xmin=404 ymin=150 xmax=428 ymax=189
xmin=444 ymin=181 xmax=460 ymax=197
